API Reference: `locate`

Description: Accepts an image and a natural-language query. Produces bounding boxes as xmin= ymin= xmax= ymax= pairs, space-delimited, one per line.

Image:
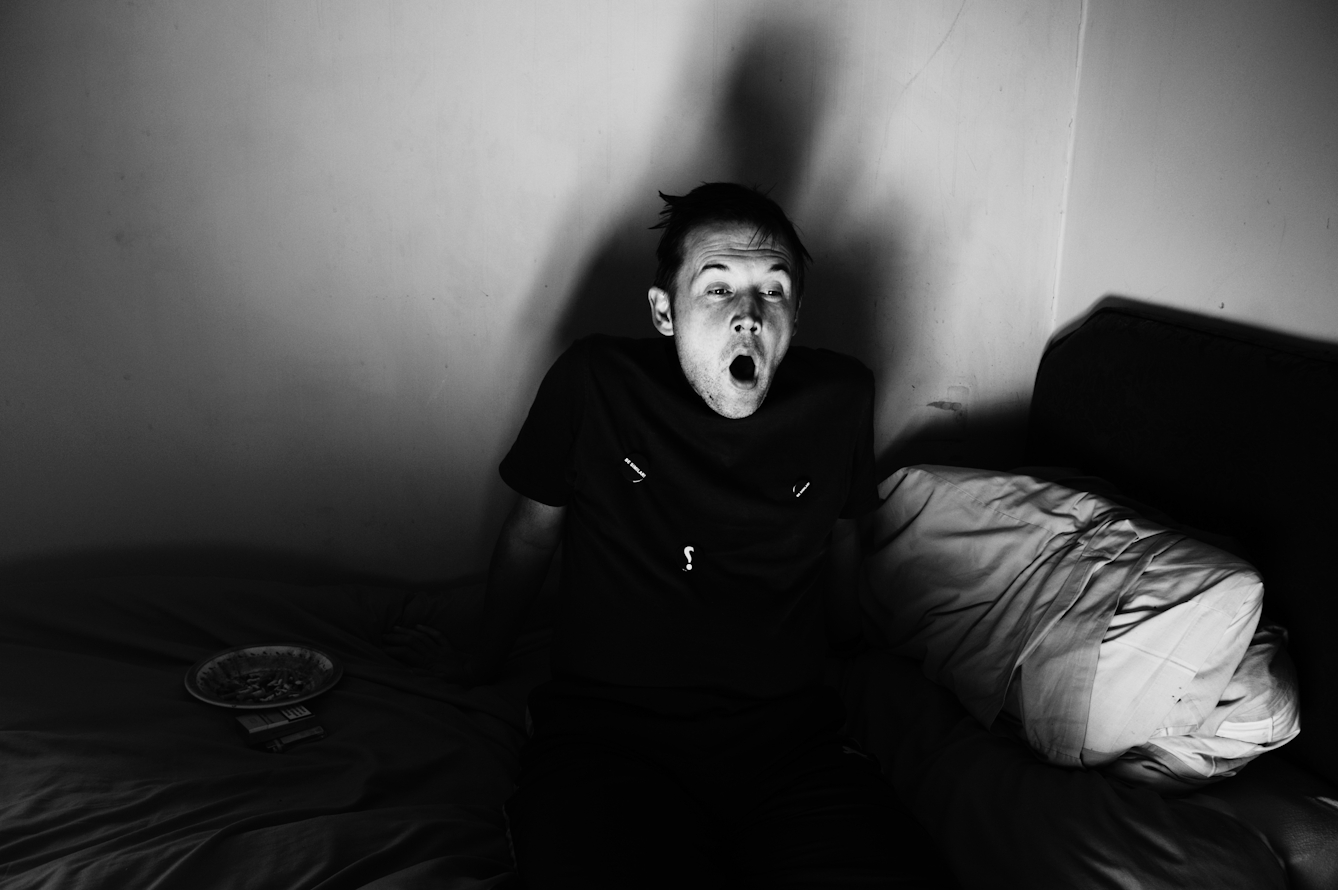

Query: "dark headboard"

xmin=1027 ymin=300 xmax=1338 ymax=786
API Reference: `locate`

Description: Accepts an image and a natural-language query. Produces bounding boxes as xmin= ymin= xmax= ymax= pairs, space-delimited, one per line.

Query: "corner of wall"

xmin=1049 ymin=0 xmax=1090 ymax=337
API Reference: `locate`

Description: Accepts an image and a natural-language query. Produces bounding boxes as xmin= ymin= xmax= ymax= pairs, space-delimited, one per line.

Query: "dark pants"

xmin=505 ymin=681 xmax=954 ymax=889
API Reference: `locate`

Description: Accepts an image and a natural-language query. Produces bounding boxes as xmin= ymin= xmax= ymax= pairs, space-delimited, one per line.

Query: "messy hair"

xmin=651 ymin=182 xmax=811 ymax=298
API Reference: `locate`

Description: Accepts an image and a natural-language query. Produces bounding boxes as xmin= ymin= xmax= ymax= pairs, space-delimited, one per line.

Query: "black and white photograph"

xmin=1 ymin=1 xmax=1336 ymax=887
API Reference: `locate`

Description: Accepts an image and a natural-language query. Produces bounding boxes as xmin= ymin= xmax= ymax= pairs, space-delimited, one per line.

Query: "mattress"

xmin=0 ymin=575 xmax=547 ymax=889
xmin=839 ymin=649 xmax=1288 ymax=889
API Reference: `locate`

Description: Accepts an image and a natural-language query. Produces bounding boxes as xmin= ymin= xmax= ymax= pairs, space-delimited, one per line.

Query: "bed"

xmin=3 ymin=300 xmax=1336 ymax=888
xmin=843 ymin=300 xmax=1338 ymax=889
xmin=0 ymin=575 xmax=544 ymax=889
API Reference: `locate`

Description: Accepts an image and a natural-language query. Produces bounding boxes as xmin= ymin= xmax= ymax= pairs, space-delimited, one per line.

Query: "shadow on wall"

xmin=879 ymin=290 xmax=1338 ymax=480
xmin=518 ymin=9 xmax=1029 ymax=493
xmin=0 ymin=12 xmax=1038 ymax=586
xmin=877 ymin=399 xmax=1031 ymax=479
xmin=543 ymin=12 xmax=1041 ymax=482
xmin=478 ymin=11 xmax=912 ymax=547
xmin=879 ymin=292 xmax=1338 ymax=479
xmin=545 ymin=17 xmax=890 ymax=362
xmin=4 ymin=13 xmax=904 ymax=588
xmin=1052 ymin=294 xmax=1338 ymax=357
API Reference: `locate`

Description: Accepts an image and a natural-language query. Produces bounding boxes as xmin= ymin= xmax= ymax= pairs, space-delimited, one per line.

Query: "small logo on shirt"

xmin=792 ymin=477 xmax=812 ymax=498
xmin=682 ymin=545 xmax=695 ymax=572
xmin=621 ymin=453 xmax=648 ymax=483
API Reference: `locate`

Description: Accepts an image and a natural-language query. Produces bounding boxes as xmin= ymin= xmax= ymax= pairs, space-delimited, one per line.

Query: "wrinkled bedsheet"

xmin=840 ymin=649 xmax=1289 ymax=890
xmin=863 ymin=466 xmax=1282 ymax=776
xmin=0 ymin=576 xmax=547 ymax=889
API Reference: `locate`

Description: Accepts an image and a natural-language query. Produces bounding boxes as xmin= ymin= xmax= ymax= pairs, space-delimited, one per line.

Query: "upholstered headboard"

xmin=1027 ymin=300 xmax=1338 ymax=786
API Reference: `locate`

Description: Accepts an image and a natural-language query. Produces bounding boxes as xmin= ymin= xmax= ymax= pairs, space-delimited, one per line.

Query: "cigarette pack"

xmin=235 ymin=704 xmax=317 ymax=745
xmin=262 ymin=725 xmax=326 ymax=753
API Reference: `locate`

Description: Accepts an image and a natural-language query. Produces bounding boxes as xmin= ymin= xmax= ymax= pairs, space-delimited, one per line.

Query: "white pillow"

xmin=1109 ymin=620 xmax=1301 ymax=789
xmin=862 ymin=465 xmax=1297 ymax=781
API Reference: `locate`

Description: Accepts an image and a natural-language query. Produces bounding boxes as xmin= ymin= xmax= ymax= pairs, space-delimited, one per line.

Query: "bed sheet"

xmin=0 ymin=576 xmax=548 ymax=889
xmin=838 ymin=649 xmax=1288 ymax=890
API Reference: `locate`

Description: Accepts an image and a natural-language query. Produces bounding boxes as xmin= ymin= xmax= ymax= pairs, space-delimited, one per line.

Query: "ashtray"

xmin=185 ymin=643 xmax=342 ymax=709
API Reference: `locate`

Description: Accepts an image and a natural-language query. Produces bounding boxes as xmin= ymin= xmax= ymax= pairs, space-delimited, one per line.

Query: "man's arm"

xmin=385 ymin=494 xmax=565 ymax=685
xmin=468 ymin=494 xmax=566 ymax=682
xmin=825 ymin=517 xmax=866 ymax=656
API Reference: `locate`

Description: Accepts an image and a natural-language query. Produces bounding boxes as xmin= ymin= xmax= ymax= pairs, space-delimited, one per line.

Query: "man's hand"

xmin=383 ymin=494 xmax=564 ymax=688
xmin=382 ymin=623 xmax=476 ymax=685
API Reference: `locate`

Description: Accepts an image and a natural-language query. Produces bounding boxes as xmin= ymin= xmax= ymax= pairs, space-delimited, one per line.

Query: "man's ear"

xmin=648 ymin=287 xmax=674 ymax=336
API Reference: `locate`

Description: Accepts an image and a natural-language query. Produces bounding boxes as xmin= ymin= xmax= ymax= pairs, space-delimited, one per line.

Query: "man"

xmin=388 ymin=183 xmax=946 ymax=887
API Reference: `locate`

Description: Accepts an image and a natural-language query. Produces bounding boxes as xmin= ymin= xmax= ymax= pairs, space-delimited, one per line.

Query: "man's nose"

xmin=731 ymin=290 xmax=762 ymax=333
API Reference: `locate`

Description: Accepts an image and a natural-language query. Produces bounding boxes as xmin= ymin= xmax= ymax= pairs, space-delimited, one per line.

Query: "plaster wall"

xmin=1055 ymin=0 xmax=1338 ymax=339
xmin=0 ymin=0 xmax=1081 ymax=580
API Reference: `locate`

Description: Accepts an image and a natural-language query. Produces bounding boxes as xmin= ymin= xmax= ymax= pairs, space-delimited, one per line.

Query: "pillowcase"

xmin=1109 ymin=620 xmax=1301 ymax=791
xmin=861 ymin=464 xmax=1299 ymax=784
xmin=842 ymin=649 xmax=1289 ymax=889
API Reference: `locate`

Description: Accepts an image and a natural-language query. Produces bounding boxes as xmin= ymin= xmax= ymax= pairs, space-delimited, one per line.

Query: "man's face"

xmin=648 ymin=222 xmax=799 ymax=419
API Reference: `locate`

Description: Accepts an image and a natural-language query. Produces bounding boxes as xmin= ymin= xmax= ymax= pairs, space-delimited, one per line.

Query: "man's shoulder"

xmin=558 ymin=334 xmax=673 ymax=384
xmin=779 ymin=345 xmax=873 ymax=391
xmin=580 ymin=333 xmax=663 ymax=351
xmin=564 ymin=333 xmax=661 ymax=363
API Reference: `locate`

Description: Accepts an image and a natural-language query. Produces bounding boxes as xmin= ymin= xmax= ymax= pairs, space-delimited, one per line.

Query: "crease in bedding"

xmin=862 ymin=465 xmax=1298 ymax=784
xmin=0 ymin=577 xmax=540 ymax=889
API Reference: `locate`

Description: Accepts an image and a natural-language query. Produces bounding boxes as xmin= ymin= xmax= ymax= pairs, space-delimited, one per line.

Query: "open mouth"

xmin=729 ymin=354 xmax=757 ymax=384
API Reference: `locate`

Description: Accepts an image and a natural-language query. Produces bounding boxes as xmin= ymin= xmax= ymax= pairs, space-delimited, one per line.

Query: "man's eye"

xmin=707 ymin=286 xmax=731 ymax=296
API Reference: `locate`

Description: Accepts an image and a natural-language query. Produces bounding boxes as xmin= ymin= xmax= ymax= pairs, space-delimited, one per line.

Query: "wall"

xmin=1055 ymin=0 xmax=1338 ymax=339
xmin=0 ymin=0 xmax=1081 ymax=582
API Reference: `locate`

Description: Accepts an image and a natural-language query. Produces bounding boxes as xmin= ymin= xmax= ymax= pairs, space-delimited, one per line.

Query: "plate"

xmin=185 ymin=643 xmax=342 ymax=709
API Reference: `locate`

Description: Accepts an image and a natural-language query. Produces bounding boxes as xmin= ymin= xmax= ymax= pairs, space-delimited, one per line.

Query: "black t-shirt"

xmin=500 ymin=335 xmax=878 ymax=700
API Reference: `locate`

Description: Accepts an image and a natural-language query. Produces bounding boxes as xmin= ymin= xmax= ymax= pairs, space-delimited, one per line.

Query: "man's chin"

xmin=677 ymin=352 xmax=774 ymax=418
xmin=704 ymin=380 xmax=768 ymax=418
